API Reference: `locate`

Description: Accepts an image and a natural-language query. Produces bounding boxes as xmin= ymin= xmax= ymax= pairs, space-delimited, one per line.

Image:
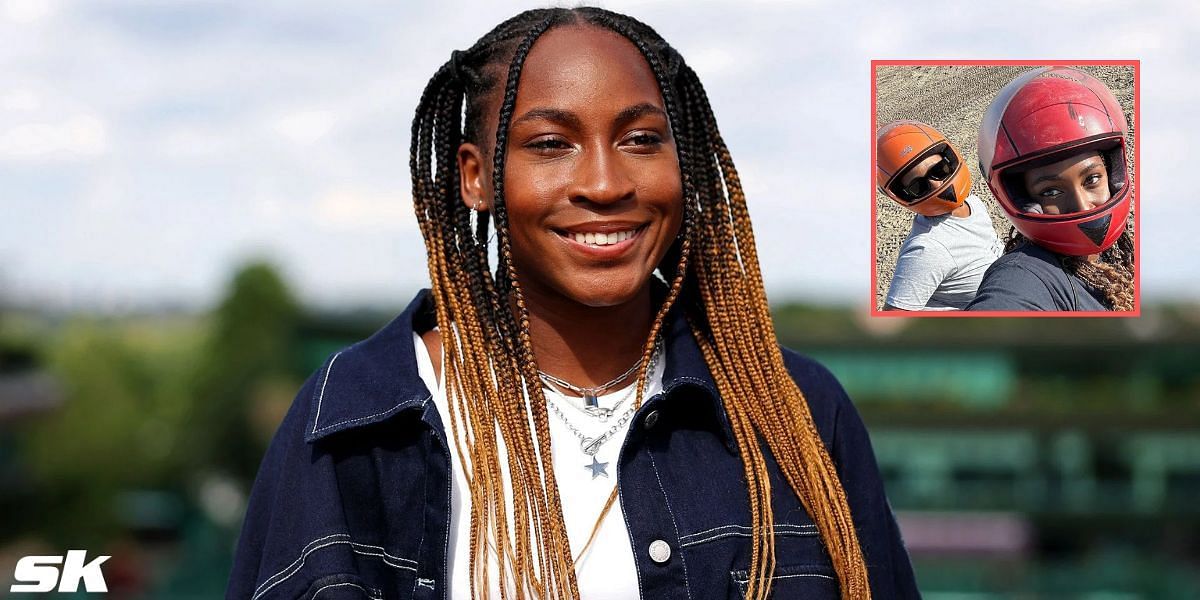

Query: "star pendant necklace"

xmin=541 ymin=338 xmax=661 ymax=480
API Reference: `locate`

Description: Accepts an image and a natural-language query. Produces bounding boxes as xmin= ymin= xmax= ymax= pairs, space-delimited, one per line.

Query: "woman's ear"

xmin=458 ymin=142 xmax=490 ymax=212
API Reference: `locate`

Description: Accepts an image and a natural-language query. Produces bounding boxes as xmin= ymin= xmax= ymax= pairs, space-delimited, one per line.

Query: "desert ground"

xmin=874 ymin=65 xmax=1136 ymax=310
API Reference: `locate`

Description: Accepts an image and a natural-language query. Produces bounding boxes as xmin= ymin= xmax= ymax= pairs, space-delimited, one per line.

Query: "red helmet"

xmin=876 ymin=120 xmax=971 ymax=216
xmin=978 ymin=67 xmax=1132 ymax=256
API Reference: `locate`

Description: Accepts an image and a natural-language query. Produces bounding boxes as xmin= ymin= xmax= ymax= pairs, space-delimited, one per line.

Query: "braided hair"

xmin=409 ymin=8 xmax=870 ymax=598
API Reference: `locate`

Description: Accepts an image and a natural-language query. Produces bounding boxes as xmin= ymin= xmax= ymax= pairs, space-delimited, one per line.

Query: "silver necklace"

xmin=537 ymin=350 xmax=646 ymax=409
xmin=542 ymin=340 xmax=661 ymax=479
xmin=544 ymin=378 xmax=636 ymax=422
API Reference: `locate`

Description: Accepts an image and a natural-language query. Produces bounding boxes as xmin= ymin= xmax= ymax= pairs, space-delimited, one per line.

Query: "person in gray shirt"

xmin=877 ymin=120 xmax=1001 ymax=311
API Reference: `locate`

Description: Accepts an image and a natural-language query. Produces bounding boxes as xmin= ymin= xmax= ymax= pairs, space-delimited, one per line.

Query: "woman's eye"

xmin=526 ymin=137 xmax=571 ymax=152
xmin=1085 ymin=173 xmax=1103 ymax=185
xmin=1038 ymin=187 xmax=1062 ymax=198
xmin=623 ymin=131 xmax=664 ymax=149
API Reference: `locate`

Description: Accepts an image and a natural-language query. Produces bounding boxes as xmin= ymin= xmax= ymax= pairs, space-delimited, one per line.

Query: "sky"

xmin=1 ymin=0 xmax=1197 ymax=312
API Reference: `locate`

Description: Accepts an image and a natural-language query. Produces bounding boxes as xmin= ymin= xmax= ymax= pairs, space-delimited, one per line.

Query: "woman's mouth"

xmin=554 ymin=224 xmax=648 ymax=255
xmin=568 ymin=227 xmax=641 ymax=246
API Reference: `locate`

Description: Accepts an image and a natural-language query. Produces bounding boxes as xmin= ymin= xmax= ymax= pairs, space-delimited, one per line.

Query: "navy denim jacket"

xmin=227 ymin=291 xmax=920 ymax=599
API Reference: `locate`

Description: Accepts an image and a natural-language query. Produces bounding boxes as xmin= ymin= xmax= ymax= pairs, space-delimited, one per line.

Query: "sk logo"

xmin=10 ymin=551 xmax=110 ymax=593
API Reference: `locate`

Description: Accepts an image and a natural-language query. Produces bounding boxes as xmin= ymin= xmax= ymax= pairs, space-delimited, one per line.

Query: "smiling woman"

xmin=458 ymin=25 xmax=683 ymax=310
xmin=1020 ymin=151 xmax=1111 ymax=215
xmin=226 ymin=7 xmax=917 ymax=600
xmin=968 ymin=67 xmax=1136 ymax=312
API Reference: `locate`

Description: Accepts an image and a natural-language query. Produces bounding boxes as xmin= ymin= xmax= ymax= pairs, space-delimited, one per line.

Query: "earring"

xmin=474 ymin=199 xmax=484 ymax=211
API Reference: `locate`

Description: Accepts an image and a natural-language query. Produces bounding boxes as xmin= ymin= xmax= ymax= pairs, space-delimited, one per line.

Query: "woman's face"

xmin=458 ymin=25 xmax=683 ymax=309
xmin=1021 ymin=150 xmax=1111 ymax=215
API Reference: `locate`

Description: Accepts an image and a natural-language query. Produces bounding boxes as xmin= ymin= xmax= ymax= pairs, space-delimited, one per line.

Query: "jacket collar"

xmin=304 ymin=291 xmax=435 ymax=444
xmin=306 ymin=289 xmax=737 ymax=451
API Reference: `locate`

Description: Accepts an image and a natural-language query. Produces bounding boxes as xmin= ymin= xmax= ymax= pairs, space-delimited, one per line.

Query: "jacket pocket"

xmin=303 ymin=573 xmax=385 ymax=600
xmin=730 ymin=564 xmax=839 ymax=599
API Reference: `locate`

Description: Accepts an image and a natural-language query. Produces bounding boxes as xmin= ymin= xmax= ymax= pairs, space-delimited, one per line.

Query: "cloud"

xmin=1 ymin=0 xmax=57 ymax=24
xmin=1 ymin=0 xmax=1197 ymax=309
xmin=271 ymin=109 xmax=337 ymax=146
xmin=160 ymin=124 xmax=235 ymax=160
xmin=312 ymin=187 xmax=413 ymax=232
xmin=0 ymin=114 xmax=108 ymax=160
xmin=0 ymin=89 xmax=41 ymax=111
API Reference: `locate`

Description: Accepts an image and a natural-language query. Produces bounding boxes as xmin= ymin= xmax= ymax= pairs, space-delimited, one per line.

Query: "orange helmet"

xmin=876 ymin=120 xmax=972 ymax=217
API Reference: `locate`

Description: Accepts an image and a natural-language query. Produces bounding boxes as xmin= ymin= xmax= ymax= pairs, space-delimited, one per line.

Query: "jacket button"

xmin=648 ymin=539 xmax=671 ymax=563
xmin=644 ymin=410 xmax=660 ymax=429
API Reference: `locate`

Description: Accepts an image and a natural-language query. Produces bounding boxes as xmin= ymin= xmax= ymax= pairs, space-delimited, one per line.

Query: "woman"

xmin=967 ymin=67 xmax=1135 ymax=312
xmin=227 ymin=8 xmax=917 ymax=599
xmin=877 ymin=120 xmax=1001 ymax=311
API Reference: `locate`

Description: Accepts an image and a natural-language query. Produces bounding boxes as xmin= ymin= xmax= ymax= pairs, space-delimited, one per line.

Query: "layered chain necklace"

xmin=538 ymin=352 xmax=645 ymax=410
xmin=538 ymin=338 xmax=662 ymax=480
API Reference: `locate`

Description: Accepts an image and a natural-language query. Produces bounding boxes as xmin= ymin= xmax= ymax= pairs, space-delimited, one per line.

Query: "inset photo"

xmin=871 ymin=62 xmax=1139 ymax=315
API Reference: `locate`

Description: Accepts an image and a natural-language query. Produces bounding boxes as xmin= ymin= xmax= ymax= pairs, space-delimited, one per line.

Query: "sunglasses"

xmin=894 ymin=150 xmax=957 ymax=202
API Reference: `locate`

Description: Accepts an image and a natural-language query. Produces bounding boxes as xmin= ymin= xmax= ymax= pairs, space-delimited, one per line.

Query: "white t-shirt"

xmin=885 ymin=195 xmax=1003 ymax=310
xmin=414 ymin=332 xmax=662 ymax=599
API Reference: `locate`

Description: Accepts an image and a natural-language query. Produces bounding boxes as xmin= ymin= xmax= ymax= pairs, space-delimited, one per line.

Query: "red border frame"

xmin=869 ymin=59 xmax=1141 ymax=318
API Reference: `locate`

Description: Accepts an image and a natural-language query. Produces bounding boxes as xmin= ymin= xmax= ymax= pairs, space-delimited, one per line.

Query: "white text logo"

xmin=10 ymin=551 xmax=110 ymax=593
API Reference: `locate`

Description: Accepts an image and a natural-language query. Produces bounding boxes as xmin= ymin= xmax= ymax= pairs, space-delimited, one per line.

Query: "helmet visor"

xmin=889 ymin=143 xmax=960 ymax=203
xmin=1000 ymin=142 xmax=1126 ymax=219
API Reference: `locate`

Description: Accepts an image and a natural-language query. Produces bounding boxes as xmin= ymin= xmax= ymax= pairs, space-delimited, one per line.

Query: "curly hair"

xmin=1004 ymin=220 xmax=1136 ymax=311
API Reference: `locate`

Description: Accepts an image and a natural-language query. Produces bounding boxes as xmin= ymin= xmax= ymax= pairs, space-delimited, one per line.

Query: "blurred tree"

xmin=185 ymin=261 xmax=301 ymax=482
xmin=10 ymin=260 xmax=301 ymax=553
xmin=17 ymin=319 xmax=201 ymax=545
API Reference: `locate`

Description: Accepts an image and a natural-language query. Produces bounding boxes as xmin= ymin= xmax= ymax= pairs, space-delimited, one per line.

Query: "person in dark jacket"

xmin=968 ymin=67 xmax=1135 ymax=312
xmin=228 ymin=7 xmax=919 ymax=599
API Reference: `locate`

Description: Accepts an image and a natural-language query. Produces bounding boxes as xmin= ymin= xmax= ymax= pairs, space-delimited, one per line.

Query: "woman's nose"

xmin=570 ymin=146 xmax=635 ymax=205
xmin=1070 ymin=188 xmax=1105 ymax=212
xmin=1067 ymin=191 xmax=1087 ymax=213
xmin=1060 ymin=190 xmax=1084 ymax=213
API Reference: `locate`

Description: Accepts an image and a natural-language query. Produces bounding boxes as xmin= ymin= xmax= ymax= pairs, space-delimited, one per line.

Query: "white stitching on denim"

xmin=616 ymin=417 xmax=646 ymax=600
xmin=407 ymin=396 xmax=438 ymax=600
xmin=680 ymin=528 xmax=819 ymax=548
xmin=311 ymin=581 xmax=377 ymax=599
xmin=312 ymin=400 xmax=415 ymax=434
xmin=438 ymin=401 xmax=450 ymax=600
xmin=253 ymin=539 xmax=349 ymax=600
xmin=417 ymin=577 xmax=436 ymax=589
xmin=312 ymin=393 xmax=431 ymax=436
xmin=731 ymin=570 xmax=836 ymax=583
xmin=772 ymin=573 xmax=836 ymax=581
xmin=251 ymin=535 xmax=418 ymax=600
xmin=350 ymin=550 xmax=415 ymax=573
xmin=667 ymin=376 xmax=717 ymax=396
xmin=679 ymin=523 xmax=816 ymax=541
xmin=682 ymin=529 xmax=817 ymax=548
xmin=311 ymin=352 xmax=343 ymax=435
xmin=348 ymin=544 xmax=420 ymax=570
xmin=678 ymin=524 xmax=818 ymax=548
xmin=410 ymin=411 xmax=431 ymax=600
xmin=647 ymin=449 xmax=694 ymax=600
xmin=346 ymin=541 xmax=417 ymax=566
xmin=254 ymin=533 xmax=349 ymax=599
